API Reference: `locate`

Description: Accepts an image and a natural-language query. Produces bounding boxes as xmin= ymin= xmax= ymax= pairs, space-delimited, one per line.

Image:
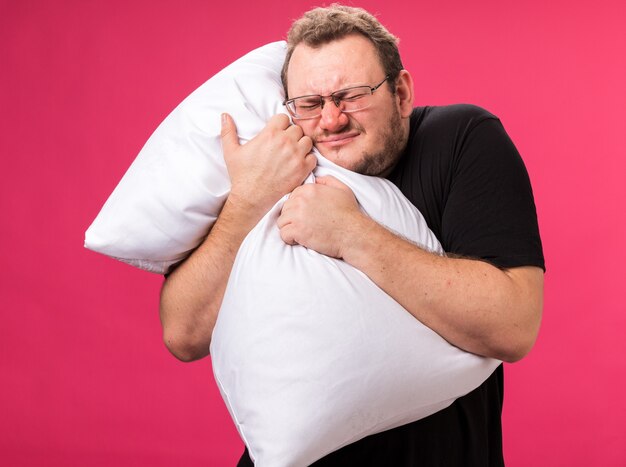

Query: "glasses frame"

xmin=283 ymin=75 xmax=390 ymax=120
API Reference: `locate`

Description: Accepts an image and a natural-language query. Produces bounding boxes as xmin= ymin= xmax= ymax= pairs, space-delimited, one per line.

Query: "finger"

xmin=286 ymin=124 xmax=304 ymax=140
xmin=220 ymin=113 xmax=240 ymax=151
xmin=279 ymin=224 xmax=298 ymax=246
xmin=303 ymin=151 xmax=317 ymax=174
xmin=268 ymin=113 xmax=291 ymax=130
xmin=315 ymin=175 xmax=350 ymax=191
xmin=276 ymin=210 xmax=289 ymax=228
xmin=299 ymin=135 xmax=314 ymax=154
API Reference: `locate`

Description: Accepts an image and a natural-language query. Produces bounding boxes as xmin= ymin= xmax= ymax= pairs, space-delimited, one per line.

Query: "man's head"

xmin=281 ymin=5 xmax=403 ymax=97
xmin=282 ymin=4 xmax=414 ymax=176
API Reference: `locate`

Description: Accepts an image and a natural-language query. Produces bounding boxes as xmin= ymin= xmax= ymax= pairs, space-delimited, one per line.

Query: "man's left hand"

xmin=277 ymin=175 xmax=369 ymax=258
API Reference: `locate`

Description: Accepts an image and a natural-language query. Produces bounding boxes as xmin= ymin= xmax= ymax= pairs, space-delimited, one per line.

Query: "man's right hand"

xmin=160 ymin=114 xmax=316 ymax=362
xmin=220 ymin=113 xmax=316 ymax=220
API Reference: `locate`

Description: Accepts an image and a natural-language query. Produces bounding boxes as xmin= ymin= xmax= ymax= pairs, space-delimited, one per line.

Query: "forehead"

xmin=287 ymin=34 xmax=385 ymax=96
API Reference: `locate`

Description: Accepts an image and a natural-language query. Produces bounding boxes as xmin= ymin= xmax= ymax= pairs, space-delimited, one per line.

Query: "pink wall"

xmin=1 ymin=0 xmax=624 ymax=465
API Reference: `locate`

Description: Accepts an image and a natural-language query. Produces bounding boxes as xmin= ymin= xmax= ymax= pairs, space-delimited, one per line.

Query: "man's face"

xmin=286 ymin=34 xmax=410 ymax=176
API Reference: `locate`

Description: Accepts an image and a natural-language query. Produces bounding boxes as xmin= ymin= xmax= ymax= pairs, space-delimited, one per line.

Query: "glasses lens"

xmin=290 ymin=96 xmax=322 ymax=118
xmin=286 ymin=84 xmax=377 ymax=119
xmin=334 ymin=86 xmax=372 ymax=112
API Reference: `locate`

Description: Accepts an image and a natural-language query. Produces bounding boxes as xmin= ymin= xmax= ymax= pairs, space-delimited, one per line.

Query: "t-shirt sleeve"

xmin=441 ymin=112 xmax=545 ymax=270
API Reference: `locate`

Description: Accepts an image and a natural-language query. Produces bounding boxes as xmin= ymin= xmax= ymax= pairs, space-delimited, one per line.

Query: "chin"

xmin=317 ymin=148 xmax=359 ymax=172
xmin=317 ymin=131 xmax=404 ymax=176
xmin=321 ymin=151 xmax=394 ymax=176
xmin=352 ymin=152 xmax=398 ymax=176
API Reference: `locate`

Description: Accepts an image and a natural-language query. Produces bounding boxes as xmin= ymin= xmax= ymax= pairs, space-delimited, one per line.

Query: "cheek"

xmin=366 ymin=127 xmax=387 ymax=151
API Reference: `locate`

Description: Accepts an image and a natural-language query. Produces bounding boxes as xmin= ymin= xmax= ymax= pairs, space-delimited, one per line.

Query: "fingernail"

xmin=221 ymin=113 xmax=227 ymax=126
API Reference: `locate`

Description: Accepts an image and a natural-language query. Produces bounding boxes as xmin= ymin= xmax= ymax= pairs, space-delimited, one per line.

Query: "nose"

xmin=319 ymin=98 xmax=349 ymax=133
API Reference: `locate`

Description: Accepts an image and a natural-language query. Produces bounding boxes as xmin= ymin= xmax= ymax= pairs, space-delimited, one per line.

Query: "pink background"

xmin=2 ymin=0 xmax=625 ymax=465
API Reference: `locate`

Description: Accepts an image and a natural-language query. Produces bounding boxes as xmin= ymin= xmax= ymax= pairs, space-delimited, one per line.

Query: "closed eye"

xmin=296 ymin=98 xmax=322 ymax=109
xmin=333 ymin=87 xmax=371 ymax=102
xmin=340 ymin=91 xmax=369 ymax=102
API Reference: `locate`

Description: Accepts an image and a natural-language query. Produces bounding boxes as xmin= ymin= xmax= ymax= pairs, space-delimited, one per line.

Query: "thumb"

xmin=315 ymin=175 xmax=350 ymax=192
xmin=220 ymin=113 xmax=240 ymax=151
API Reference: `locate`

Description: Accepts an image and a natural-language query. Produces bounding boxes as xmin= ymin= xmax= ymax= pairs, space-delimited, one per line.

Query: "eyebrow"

xmin=299 ymin=75 xmax=376 ymax=93
xmin=291 ymin=81 xmax=374 ymax=99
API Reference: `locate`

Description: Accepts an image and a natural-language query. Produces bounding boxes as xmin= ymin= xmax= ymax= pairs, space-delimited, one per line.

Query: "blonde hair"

xmin=282 ymin=4 xmax=403 ymax=97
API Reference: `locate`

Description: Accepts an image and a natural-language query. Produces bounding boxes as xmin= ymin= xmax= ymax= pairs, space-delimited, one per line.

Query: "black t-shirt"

xmin=238 ymin=104 xmax=545 ymax=466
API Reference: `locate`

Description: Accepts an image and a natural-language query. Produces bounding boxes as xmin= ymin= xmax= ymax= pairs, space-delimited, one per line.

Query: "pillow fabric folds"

xmin=85 ymin=41 xmax=288 ymax=273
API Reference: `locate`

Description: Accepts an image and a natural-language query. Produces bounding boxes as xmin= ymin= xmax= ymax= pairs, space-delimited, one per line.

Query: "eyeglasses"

xmin=283 ymin=75 xmax=390 ymax=120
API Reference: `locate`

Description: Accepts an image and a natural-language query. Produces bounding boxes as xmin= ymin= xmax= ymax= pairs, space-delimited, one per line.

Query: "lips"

xmin=316 ymin=132 xmax=360 ymax=147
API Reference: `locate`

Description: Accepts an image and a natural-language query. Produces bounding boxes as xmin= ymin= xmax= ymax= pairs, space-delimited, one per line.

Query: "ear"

xmin=394 ymin=70 xmax=414 ymax=118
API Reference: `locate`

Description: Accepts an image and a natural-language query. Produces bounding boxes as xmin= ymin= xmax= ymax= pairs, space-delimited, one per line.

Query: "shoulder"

xmin=411 ymin=104 xmax=499 ymax=135
xmin=406 ymin=104 xmax=508 ymax=166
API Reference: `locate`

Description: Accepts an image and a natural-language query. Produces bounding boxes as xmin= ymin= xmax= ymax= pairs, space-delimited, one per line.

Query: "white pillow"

xmin=84 ymin=40 xmax=500 ymax=466
xmin=84 ymin=41 xmax=288 ymax=273
xmin=212 ymin=155 xmax=500 ymax=466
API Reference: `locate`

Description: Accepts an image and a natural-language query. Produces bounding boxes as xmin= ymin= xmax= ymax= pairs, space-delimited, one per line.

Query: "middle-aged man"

xmin=160 ymin=4 xmax=545 ymax=466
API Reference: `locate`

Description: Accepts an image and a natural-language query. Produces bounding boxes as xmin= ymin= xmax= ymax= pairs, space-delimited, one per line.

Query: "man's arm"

xmin=277 ymin=176 xmax=543 ymax=363
xmin=159 ymin=113 xmax=315 ymax=362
